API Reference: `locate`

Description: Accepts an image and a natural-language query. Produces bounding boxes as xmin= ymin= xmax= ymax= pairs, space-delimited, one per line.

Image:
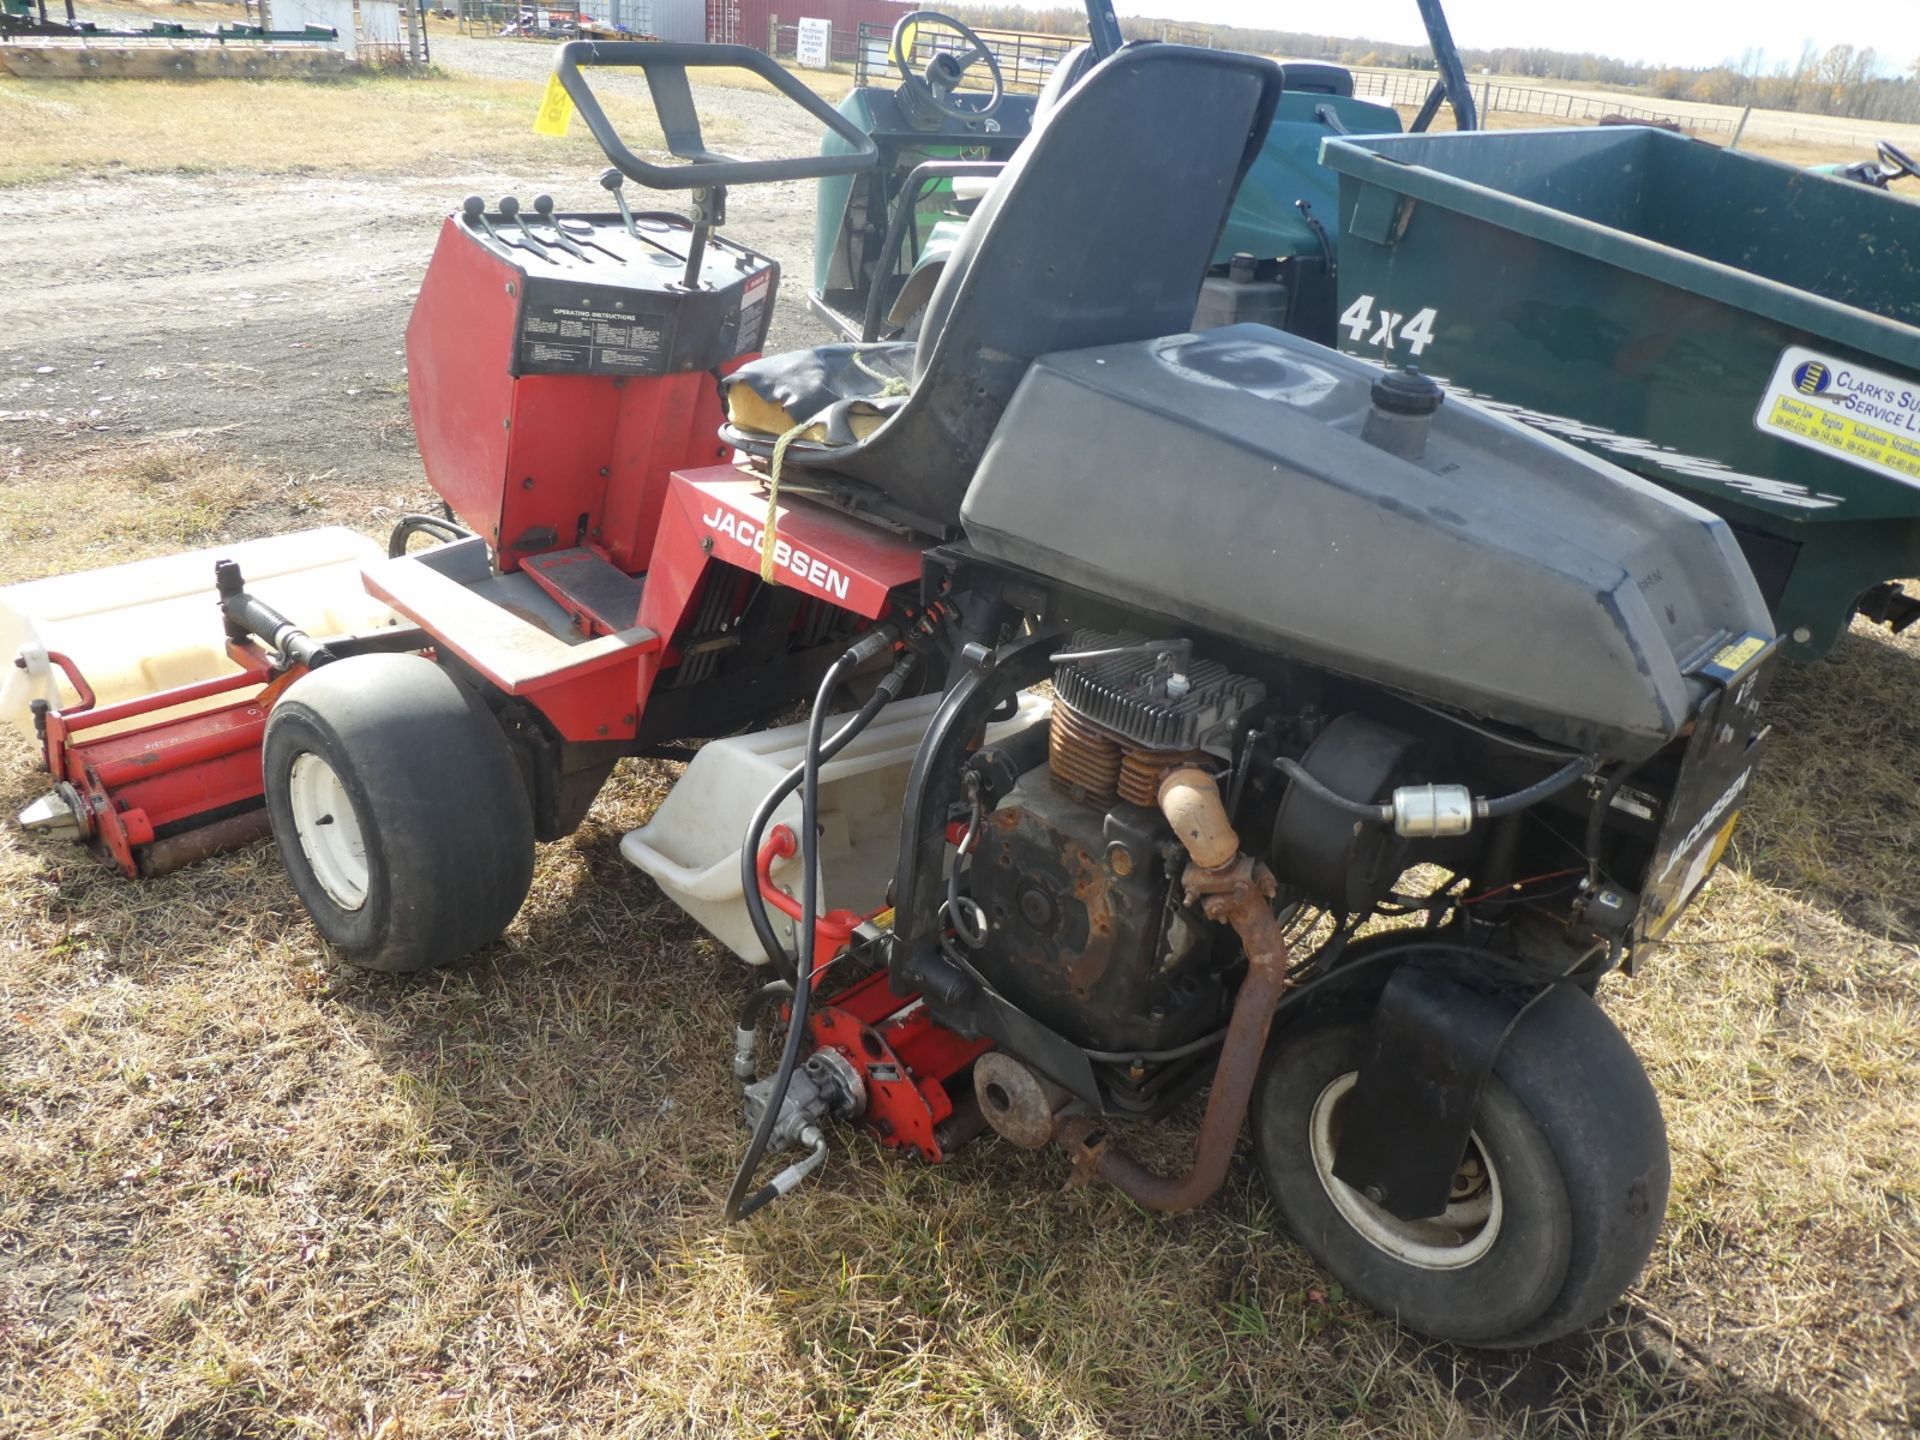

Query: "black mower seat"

xmin=723 ymin=341 xmax=915 ymax=445
xmin=722 ymin=42 xmax=1283 ymax=535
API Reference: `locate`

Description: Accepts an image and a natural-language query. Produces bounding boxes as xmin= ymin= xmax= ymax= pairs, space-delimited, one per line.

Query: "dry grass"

xmin=0 ymin=69 xmax=701 ymax=188
xmin=1 ymin=440 xmax=1917 ymax=1438
xmin=0 ymin=434 xmax=428 ymax=578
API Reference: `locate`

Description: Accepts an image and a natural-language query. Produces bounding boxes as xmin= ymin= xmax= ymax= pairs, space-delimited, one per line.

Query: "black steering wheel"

xmin=890 ymin=10 xmax=1004 ymax=120
xmin=1878 ymin=139 xmax=1920 ymax=184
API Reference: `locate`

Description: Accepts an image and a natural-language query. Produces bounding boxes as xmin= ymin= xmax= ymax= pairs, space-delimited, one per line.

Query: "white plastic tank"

xmin=0 ymin=527 xmax=397 ymax=739
xmin=622 ymin=691 xmax=1051 ymax=963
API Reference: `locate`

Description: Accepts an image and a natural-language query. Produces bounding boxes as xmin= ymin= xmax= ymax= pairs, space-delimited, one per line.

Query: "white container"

xmin=621 ymin=690 xmax=1050 ymax=963
xmin=0 ymin=527 xmax=396 ymax=739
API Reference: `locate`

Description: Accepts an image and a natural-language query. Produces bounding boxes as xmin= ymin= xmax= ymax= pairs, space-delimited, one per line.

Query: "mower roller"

xmin=9 ymin=35 xmax=1781 ymax=1347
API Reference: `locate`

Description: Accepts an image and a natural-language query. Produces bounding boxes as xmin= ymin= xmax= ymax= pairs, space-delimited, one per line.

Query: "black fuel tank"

xmin=960 ymin=326 xmax=1773 ymax=759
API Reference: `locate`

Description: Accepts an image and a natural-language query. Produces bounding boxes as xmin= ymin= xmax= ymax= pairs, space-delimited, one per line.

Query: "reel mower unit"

xmin=5 ymin=26 xmax=1788 ymax=1351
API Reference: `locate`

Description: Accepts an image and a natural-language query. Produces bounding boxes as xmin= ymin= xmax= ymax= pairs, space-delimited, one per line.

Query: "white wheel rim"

xmin=1308 ymin=1071 xmax=1503 ymax=1271
xmin=287 ymin=751 xmax=370 ymax=912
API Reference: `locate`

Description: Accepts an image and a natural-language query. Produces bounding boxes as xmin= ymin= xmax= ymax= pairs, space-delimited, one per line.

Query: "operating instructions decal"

xmin=517 ymin=294 xmax=673 ymax=375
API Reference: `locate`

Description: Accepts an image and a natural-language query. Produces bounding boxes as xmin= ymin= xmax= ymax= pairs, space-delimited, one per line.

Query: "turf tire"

xmin=263 ymin=653 xmax=534 ymax=973
xmin=1251 ymin=984 xmax=1669 ymax=1347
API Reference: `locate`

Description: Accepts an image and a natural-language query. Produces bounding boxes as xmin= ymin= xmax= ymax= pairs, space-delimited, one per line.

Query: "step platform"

xmin=519 ymin=546 xmax=648 ymax=637
xmin=359 ymin=536 xmax=659 ymax=743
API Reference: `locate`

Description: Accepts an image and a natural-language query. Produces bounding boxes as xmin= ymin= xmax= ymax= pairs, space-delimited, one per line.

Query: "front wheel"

xmin=1251 ymin=985 xmax=1669 ymax=1347
xmin=263 ymin=653 xmax=535 ymax=973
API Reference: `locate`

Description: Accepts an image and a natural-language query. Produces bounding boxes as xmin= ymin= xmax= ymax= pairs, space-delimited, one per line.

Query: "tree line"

xmin=942 ymin=5 xmax=1920 ymax=123
xmin=1647 ymin=45 xmax=1920 ymax=123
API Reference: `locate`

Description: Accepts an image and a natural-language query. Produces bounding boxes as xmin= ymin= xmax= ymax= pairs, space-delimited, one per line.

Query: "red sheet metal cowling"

xmin=405 ymin=216 xmax=748 ymax=576
xmin=634 ymin=463 xmax=926 ymax=708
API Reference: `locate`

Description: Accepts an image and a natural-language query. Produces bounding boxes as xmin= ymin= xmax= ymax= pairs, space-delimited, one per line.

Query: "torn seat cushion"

xmin=722 ymin=342 xmax=915 ymax=448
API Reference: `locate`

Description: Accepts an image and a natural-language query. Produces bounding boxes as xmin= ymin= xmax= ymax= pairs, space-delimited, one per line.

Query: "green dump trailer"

xmin=1319 ymin=126 xmax=1920 ymax=660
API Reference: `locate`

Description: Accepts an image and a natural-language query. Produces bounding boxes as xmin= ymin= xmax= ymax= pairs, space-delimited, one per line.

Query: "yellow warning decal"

xmin=1710 ymin=635 xmax=1767 ymax=672
xmin=869 ymin=907 xmax=896 ymax=932
xmin=1755 ymin=345 xmax=1920 ymax=484
xmin=534 ymin=73 xmax=574 ymax=137
xmin=1652 ymin=810 xmax=1739 ymax=938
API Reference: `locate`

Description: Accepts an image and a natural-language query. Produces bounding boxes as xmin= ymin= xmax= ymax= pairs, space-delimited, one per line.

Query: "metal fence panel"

xmin=1347 ymin=67 xmax=1733 ymax=137
xmin=845 ymin=19 xmax=1077 ymax=91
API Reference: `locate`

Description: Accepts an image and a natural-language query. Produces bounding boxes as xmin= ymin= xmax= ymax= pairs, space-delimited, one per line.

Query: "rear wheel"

xmin=1251 ymin=985 xmax=1668 ymax=1347
xmin=264 ymin=653 xmax=535 ymax=973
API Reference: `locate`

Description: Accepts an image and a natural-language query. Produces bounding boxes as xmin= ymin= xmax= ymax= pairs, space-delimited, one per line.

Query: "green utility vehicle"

xmin=1321 ymin=127 xmax=1920 ymax=660
xmin=812 ymin=1 xmax=1920 ymax=659
xmin=809 ymin=4 xmax=1465 ymax=348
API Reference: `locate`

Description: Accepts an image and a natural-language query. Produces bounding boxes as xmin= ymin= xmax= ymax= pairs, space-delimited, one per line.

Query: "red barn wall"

xmin=713 ymin=0 xmax=913 ymax=53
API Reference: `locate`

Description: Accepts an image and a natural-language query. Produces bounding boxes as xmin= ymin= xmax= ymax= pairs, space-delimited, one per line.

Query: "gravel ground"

xmin=2 ymin=27 xmax=834 ymax=496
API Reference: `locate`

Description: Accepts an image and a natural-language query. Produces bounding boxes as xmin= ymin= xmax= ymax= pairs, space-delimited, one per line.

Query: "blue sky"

xmin=1109 ymin=0 xmax=1920 ymax=71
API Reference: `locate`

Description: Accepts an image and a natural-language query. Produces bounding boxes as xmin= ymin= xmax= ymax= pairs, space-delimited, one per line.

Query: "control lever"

xmin=530 ymin=193 xmax=595 ymax=262
xmin=462 ymin=193 xmax=546 ymax=259
xmin=1052 ymin=637 xmax=1195 ymax=699
xmin=496 ymin=194 xmax=553 ymax=260
xmin=599 ymin=166 xmax=640 ymax=238
xmin=461 ymin=193 xmax=507 ymax=247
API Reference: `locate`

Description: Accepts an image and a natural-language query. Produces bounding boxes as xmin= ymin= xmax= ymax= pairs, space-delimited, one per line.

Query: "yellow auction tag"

xmin=534 ymin=73 xmax=573 ymax=137
xmin=1710 ymin=634 xmax=1766 ymax=673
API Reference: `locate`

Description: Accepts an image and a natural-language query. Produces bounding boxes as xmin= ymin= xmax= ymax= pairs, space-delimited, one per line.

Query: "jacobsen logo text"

xmin=1657 ymin=768 xmax=1749 ymax=883
xmin=702 ymin=506 xmax=853 ymax=601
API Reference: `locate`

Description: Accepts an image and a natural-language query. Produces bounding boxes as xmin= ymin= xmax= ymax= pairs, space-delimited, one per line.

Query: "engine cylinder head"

xmin=1048 ymin=698 xmax=1124 ymax=806
xmin=1047 ymin=630 xmax=1264 ymax=810
xmin=1053 ymin=630 xmax=1264 ymax=754
xmin=1118 ymin=743 xmax=1206 ymax=808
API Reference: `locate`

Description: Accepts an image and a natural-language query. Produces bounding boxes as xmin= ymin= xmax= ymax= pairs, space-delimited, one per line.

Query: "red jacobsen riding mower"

xmin=6 ymin=40 xmax=1780 ymax=1346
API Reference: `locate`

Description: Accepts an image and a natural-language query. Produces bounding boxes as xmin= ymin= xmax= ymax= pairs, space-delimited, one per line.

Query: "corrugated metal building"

xmin=648 ymin=0 xmax=706 ymax=42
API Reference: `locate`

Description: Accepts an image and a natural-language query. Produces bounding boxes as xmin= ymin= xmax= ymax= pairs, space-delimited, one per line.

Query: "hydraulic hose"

xmin=943 ymin=783 xmax=988 ymax=948
xmin=1082 ymin=1026 xmax=1228 ymax=1065
xmin=215 ymin=562 xmax=336 ymax=670
xmin=1277 ymin=933 xmax=1604 ymax=1015
xmin=386 ymin=512 xmax=472 ymax=557
xmin=738 ymin=643 xmax=916 ymax=982
xmin=742 ymin=1128 xmax=828 ymax=1217
xmin=725 ymin=628 xmax=903 ymax=1223
xmin=732 ymin=979 xmax=793 ymax=1087
xmin=736 ymin=978 xmax=792 ymax=1032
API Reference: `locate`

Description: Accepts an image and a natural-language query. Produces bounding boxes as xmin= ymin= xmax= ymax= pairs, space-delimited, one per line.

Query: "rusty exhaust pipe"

xmin=1053 ymin=767 xmax=1292 ymax=1213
